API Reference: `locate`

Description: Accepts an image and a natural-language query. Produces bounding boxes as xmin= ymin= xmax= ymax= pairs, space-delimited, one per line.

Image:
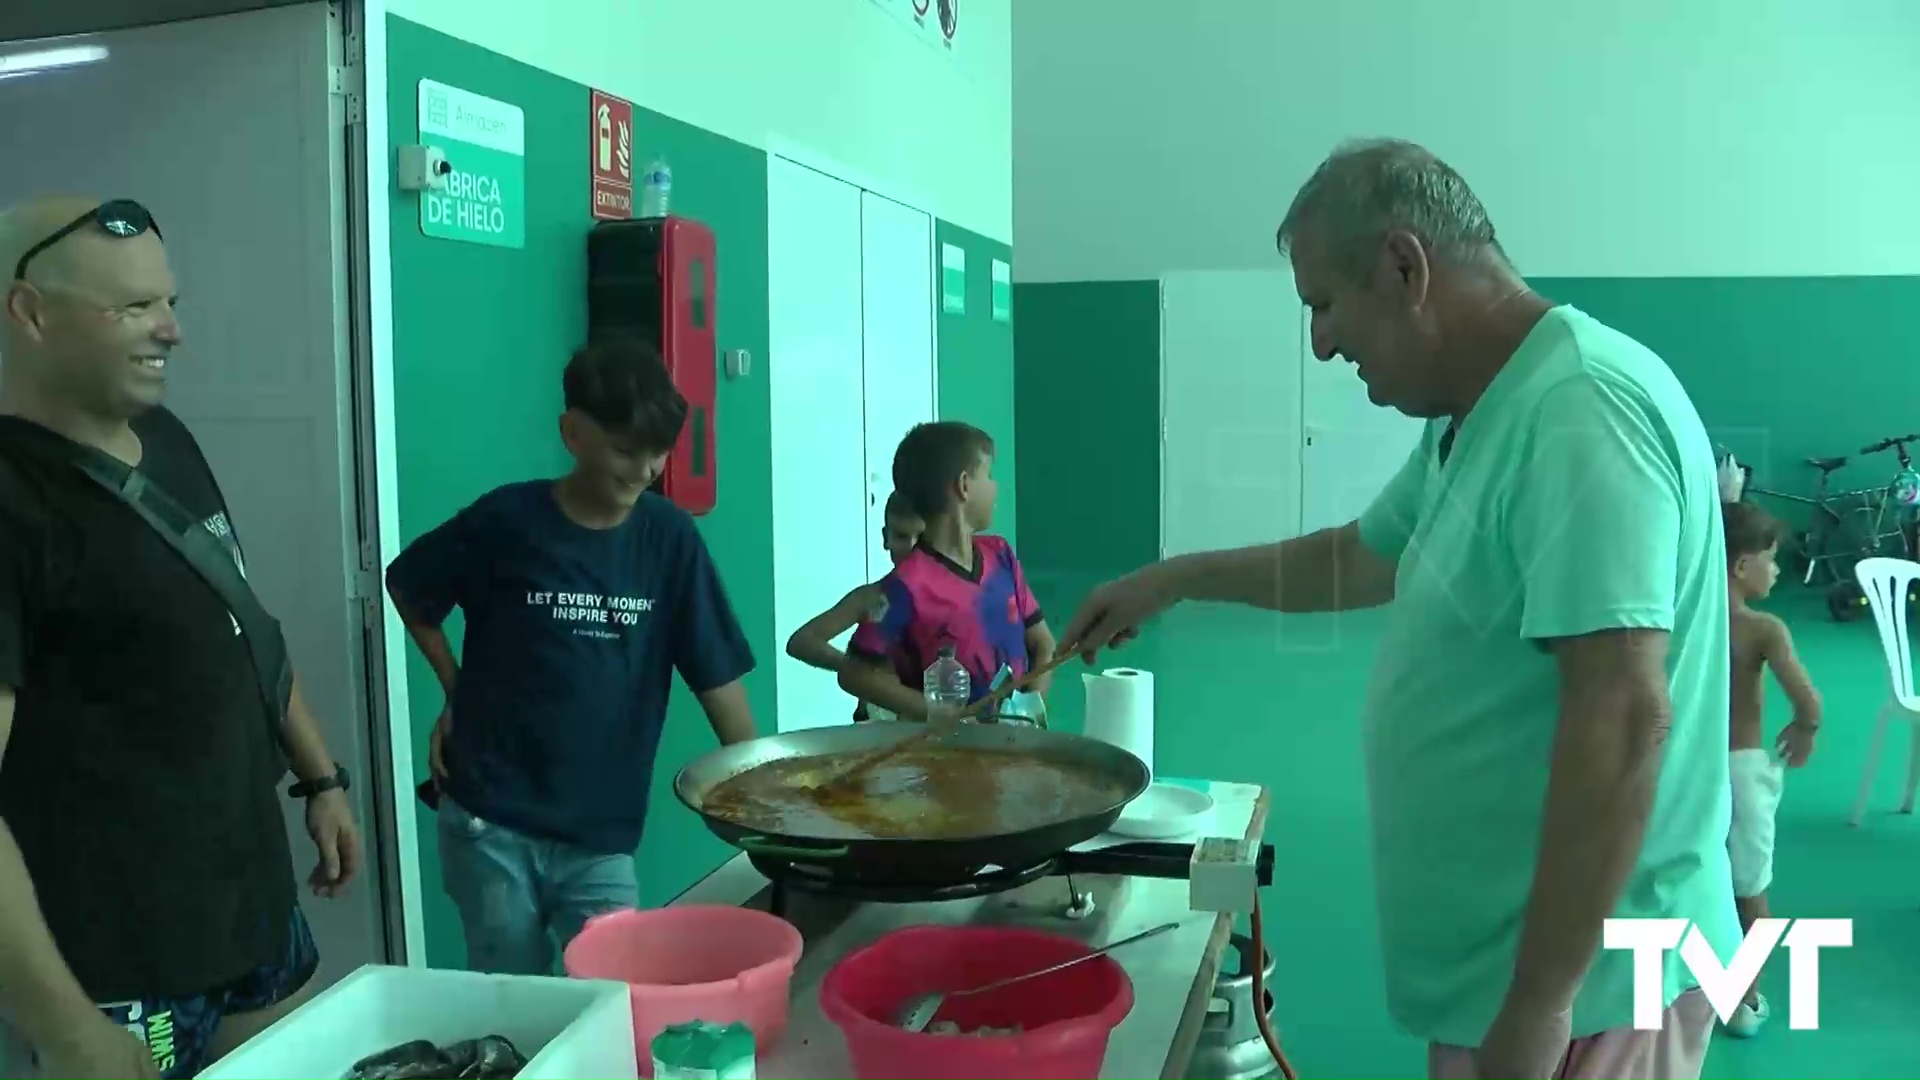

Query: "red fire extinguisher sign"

xmin=589 ymin=89 xmax=634 ymax=221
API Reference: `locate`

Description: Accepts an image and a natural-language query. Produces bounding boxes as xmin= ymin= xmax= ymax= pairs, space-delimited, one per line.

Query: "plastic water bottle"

xmin=640 ymin=159 xmax=672 ymax=218
xmin=923 ymin=645 xmax=970 ymax=720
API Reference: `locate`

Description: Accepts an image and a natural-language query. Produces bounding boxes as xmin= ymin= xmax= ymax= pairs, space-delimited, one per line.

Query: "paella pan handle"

xmin=736 ymin=834 xmax=852 ymax=859
xmin=1060 ymin=841 xmax=1277 ymax=885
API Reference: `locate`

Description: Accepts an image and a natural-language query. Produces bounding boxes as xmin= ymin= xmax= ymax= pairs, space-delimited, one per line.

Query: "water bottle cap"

xmin=936 ymin=644 xmax=957 ymax=659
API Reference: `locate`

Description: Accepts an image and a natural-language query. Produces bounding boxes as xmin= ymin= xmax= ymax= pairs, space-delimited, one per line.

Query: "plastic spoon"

xmin=894 ymin=920 xmax=1181 ymax=1033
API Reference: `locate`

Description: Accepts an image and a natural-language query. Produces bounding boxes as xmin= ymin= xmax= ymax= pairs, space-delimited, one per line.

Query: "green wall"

xmin=1012 ymin=281 xmax=1162 ymax=583
xmin=1538 ymin=276 xmax=1920 ymax=499
xmin=1011 ymin=275 xmax=1920 ymax=577
xmin=388 ymin=16 xmax=772 ymax=967
xmin=935 ymin=223 xmax=1018 ymax=547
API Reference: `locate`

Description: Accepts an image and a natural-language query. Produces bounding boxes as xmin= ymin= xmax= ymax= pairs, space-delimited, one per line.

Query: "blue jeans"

xmin=437 ymin=797 xmax=638 ymax=975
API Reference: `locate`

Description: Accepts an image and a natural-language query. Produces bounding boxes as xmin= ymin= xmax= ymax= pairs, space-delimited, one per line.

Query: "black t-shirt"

xmin=0 ymin=408 xmax=295 ymax=1000
xmin=387 ymin=481 xmax=754 ymax=854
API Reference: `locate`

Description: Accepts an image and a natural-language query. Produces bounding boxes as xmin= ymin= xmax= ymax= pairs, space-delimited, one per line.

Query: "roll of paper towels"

xmin=1082 ymin=667 xmax=1155 ymax=778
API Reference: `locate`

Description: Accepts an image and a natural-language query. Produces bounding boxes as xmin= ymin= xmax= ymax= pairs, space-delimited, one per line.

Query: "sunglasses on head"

xmin=12 ymin=199 xmax=162 ymax=282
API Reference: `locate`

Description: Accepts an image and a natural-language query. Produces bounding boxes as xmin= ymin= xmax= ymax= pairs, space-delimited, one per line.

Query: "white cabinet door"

xmin=0 ymin=6 xmax=385 ymax=987
xmin=1298 ymin=323 xmax=1427 ymax=535
xmin=1160 ymin=271 xmax=1305 ymax=558
xmin=768 ymin=158 xmax=870 ymax=732
xmin=858 ymin=192 xmax=937 ymax=579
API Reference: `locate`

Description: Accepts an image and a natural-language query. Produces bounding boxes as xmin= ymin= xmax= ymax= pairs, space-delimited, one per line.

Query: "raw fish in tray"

xmin=347 ymin=1035 xmax=527 ymax=1080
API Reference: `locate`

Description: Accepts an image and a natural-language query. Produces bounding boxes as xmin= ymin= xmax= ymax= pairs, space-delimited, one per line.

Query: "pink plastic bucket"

xmin=821 ymin=924 xmax=1134 ymax=1080
xmin=564 ymin=905 xmax=803 ymax=1077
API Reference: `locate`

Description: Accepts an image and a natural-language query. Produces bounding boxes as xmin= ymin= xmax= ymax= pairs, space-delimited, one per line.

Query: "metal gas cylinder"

xmin=1187 ymin=932 xmax=1282 ymax=1080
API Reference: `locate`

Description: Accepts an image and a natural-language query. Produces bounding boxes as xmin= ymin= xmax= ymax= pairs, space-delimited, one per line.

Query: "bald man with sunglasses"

xmin=0 ymin=197 xmax=361 ymax=1078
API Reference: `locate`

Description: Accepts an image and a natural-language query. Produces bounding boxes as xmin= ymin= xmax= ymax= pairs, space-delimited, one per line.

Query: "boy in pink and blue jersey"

xmin=840 ymin=422 xmax=1056 ymax=719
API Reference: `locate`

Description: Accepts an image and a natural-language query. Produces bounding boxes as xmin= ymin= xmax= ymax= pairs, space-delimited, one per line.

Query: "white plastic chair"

xmin=1850 ymin=557 xmax=1920 ymax=825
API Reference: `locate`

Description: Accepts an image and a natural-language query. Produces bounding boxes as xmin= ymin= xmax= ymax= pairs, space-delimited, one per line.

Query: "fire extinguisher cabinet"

xmin=586 ymin=216 xmax=718 ymax=516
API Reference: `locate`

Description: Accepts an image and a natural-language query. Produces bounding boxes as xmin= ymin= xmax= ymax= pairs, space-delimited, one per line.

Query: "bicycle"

xmin=1815 ymin=432 xmax=1920 ymax=618
xmin=1856 ymin=432 xmax=1920 ymax=559
xmin=1745 ymin=455 xmax=1879 ymax=594
xmin=1744 ymin=436 xmax=1920 ymax=621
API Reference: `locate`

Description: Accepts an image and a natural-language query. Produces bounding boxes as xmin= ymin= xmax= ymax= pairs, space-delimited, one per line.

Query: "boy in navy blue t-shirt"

xmin=386 ymin=338 xmax=757 ymax=975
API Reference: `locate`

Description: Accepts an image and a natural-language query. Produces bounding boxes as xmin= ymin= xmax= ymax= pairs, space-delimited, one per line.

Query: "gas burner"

xmin=748 ymin=840 xmax=1274 ymax=920
xmin=750 ymin=853 xmax=1060 ymax=911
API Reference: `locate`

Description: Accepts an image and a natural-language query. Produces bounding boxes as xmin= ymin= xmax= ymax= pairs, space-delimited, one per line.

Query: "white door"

xmin=1298 ymin=321 xmax=1428 ymax=535
xmin=1160 ymin=270 xmax=1305 ymax=558
xmin=768 ymin=158 xmax=869 ymax=732
xmin=858 ymin=192 xmax=937 ymax=579
xmin=0 ymin=5 xmax=386 ymax=988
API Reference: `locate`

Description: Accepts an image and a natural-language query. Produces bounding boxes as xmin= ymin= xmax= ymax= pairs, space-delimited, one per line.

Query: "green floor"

xmin=1026 ymin=570 xmax=1920 ymax=1079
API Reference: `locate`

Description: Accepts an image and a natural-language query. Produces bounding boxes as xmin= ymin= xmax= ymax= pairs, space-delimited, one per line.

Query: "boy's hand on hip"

xmin=1775 ymin=720 xmax=1817 ymax=768
xmin=429 ymin=705 xmax=453 ymax=784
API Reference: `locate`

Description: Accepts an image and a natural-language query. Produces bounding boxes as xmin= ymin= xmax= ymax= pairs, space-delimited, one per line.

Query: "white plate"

xmin=1110 ymin=782 xmax=1215 ymax=839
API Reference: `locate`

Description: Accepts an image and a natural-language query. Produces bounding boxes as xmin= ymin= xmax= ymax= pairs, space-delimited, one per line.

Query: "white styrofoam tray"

xmin=200 ymin=964 xmax=637 ymax=1079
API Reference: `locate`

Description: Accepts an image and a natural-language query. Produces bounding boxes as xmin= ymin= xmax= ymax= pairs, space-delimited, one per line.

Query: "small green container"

xmin=649 ymin=1020 xmax=756 ymax=1080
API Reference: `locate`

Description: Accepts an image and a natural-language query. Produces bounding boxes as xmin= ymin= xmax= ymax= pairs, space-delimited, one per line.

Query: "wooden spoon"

xmin=805 ymin=648 xmax=1082 ymax=793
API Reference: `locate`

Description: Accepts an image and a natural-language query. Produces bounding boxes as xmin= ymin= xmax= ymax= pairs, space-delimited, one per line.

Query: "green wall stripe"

xmin=1537 ymin=275 xmax=1920 ymax=499
xmin=1013 ymin=281 xmax=1162 ymax=586
xmin=1010 ymin=275 xmax=1920 ymax=580
xmin=935 ymin=222 xmax=1018 ymax=547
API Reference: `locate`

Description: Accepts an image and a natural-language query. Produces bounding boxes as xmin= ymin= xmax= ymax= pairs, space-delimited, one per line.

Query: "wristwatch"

xmin=288 ymin=764 xmax=351 ymax=799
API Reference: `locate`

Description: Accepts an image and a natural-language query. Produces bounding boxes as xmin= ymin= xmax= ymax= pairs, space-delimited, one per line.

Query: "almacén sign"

xmin=417 ymin=78 xmax=525 ymax=250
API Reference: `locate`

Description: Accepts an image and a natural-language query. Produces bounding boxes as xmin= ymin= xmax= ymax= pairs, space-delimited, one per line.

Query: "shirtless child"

xmin=1723 ymin=500 xmax=1823 ymax=1036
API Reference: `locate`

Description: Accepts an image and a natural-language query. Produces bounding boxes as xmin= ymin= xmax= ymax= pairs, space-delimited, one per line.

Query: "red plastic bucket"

xmin=563 ymin=905 xmax=802 ymax=1078
xmin=820 ymin=924 xmax=1133 ymax=1080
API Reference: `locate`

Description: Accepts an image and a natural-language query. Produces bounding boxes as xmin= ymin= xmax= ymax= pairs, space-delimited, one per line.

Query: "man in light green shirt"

xmin=1062 ymin=139 xmax=1735 ymax=1080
